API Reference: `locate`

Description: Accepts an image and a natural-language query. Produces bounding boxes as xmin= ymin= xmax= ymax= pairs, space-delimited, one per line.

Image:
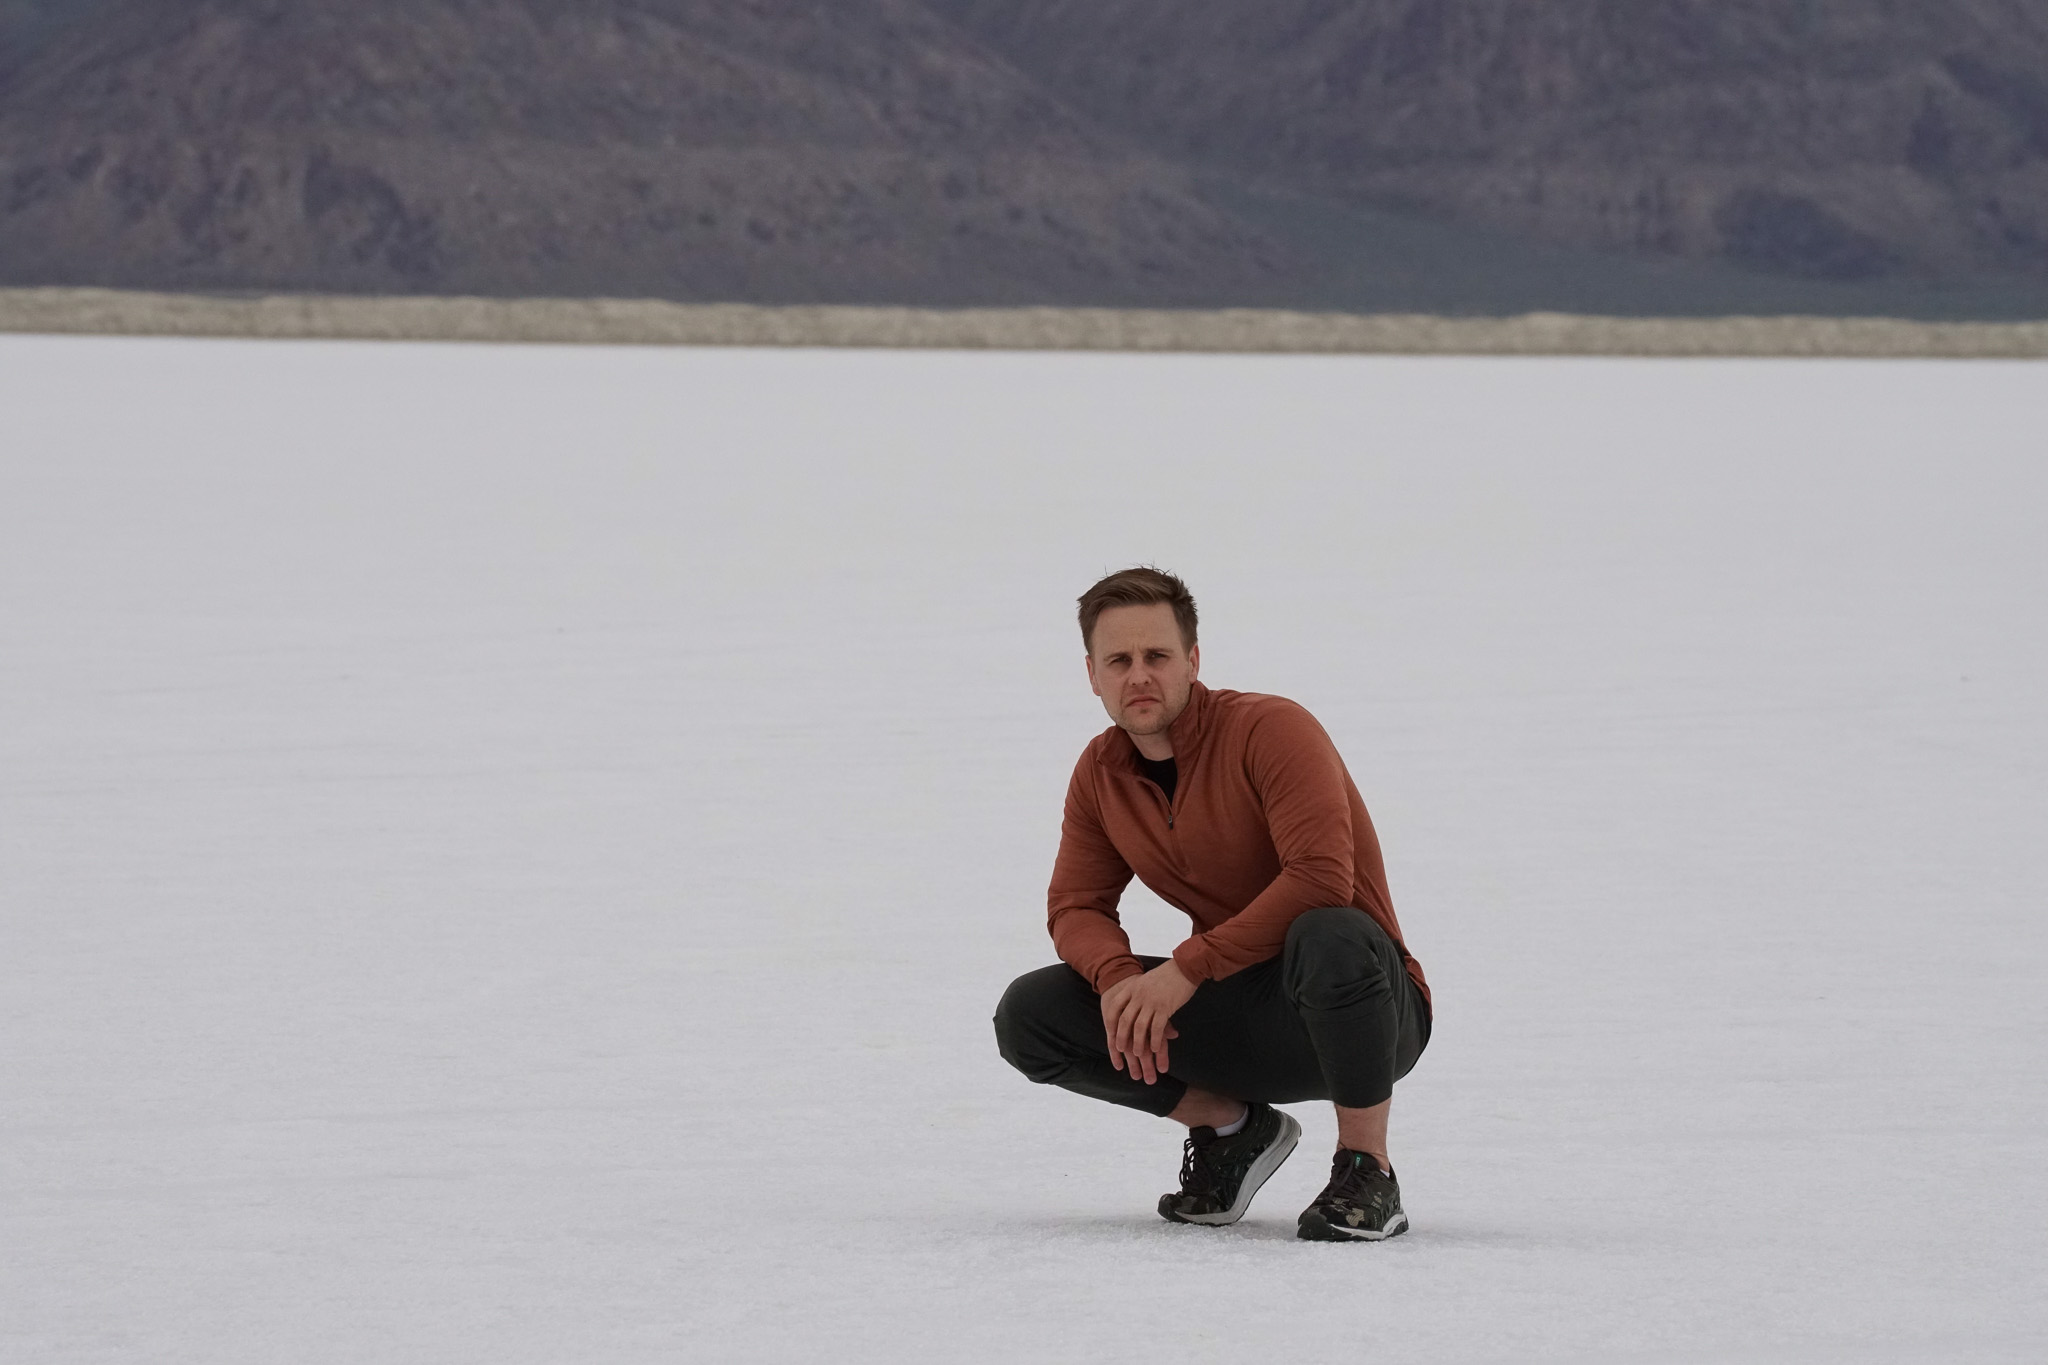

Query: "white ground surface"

xmin=3 ymin=337 xmax=2044 ymax=1364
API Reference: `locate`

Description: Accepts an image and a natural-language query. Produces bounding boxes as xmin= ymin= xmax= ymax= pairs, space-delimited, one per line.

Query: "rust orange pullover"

xmin=1048 ymin=681 xmax=1429 ymax=1008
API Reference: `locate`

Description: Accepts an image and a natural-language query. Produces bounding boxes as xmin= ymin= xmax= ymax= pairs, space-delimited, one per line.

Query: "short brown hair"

xmin=1077 ymin=566 xmax=1198 ymax=654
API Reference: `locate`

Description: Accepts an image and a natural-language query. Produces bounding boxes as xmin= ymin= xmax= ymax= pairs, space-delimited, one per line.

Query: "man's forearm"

xmin=1049 ymin=905 xmax=1144 ymax=992
xmin=1172 ymin=859 xmax=1353 ymax=981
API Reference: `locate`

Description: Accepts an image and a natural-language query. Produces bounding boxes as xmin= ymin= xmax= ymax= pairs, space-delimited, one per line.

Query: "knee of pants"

xmin=992 ymin=966 xmax=1081 ymax=1084
xmin=1283 ymin=906 xmax=1391 ymax=1012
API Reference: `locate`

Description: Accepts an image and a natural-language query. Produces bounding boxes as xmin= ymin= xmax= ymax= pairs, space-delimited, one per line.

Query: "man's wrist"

xmin=1168 ymin=941 xmax=1211 ymax=984
xmin=1095 ymin=958 xmax=1145 ymax=993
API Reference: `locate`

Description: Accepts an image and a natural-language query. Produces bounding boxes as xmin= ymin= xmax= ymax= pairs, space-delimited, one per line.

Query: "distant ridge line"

xmin=2 ymin=288 xmax=2043 ymax=358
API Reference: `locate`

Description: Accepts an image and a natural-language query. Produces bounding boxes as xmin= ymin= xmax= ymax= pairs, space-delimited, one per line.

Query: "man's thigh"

xmin=1166 ymin=959 xmax=1331 ymax=1105
xmin=998 ymin=956 xmax=1333 ymax=1106
xmin=994 ymin=957 xmax=1169 ymax=1066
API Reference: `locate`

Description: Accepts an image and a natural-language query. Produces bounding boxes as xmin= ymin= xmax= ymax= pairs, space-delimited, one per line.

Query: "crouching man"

xmin=994 ymin=567 xmax=1432 ymax=1241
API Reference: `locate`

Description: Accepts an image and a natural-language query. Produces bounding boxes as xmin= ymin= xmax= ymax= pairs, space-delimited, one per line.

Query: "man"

xmin=994 ymin=567 xmax=1431 ymax=1241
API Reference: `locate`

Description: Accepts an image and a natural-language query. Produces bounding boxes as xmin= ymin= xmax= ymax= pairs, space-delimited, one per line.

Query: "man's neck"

xmin=1130 ymin=732 xmax=1174 ymax=762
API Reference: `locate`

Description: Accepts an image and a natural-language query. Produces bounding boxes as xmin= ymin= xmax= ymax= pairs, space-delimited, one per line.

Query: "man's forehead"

xmin=1093 ymin=603 xmax=1183 ymax=650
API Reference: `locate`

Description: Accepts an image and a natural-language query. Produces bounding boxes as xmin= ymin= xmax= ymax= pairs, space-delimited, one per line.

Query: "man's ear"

xmin=1085 ymin=653 xmax=1101 ymax=697
xmin=1188 ymin=643 xmax=1200 ymax=681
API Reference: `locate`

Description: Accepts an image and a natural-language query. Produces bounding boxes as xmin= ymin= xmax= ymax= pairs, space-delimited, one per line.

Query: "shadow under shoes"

xmin=1157 ymin=1102 xmax=1302 ymax=1226
xmin=1296 ymin=1149 xmax=1409 ymax=1241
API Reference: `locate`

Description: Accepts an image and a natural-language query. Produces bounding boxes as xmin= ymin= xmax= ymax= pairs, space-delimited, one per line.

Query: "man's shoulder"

xmin=1202 ymin=689 xmax=1337 ymax=764
xmin=1205 ymin=687 xmax=1320 ymax=729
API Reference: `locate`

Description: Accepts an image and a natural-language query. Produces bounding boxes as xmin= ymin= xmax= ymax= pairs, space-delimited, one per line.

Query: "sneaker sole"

xmin=1296 ymin=1208 xmax=1409 ymax=1242
xmin=1164 ymin=1111 xmax=1303 ymax=1227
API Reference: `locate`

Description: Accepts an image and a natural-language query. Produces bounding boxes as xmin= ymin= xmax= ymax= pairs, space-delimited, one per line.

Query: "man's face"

xmin=1086 ymin=603 xmax=1200 ymax=740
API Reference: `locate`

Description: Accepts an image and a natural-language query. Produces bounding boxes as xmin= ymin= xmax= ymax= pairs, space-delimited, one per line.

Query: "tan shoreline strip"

xmin=1 ymin=286 xmax=2043 ymax=357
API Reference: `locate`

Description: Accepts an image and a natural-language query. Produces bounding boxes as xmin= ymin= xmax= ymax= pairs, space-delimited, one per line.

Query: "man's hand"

xmin=1100 ymin=960 xmax=1199 ymax=1084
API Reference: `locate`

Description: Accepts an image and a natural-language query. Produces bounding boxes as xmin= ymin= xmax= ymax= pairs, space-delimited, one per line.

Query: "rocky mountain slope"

xmin=0 ymin=0 xmax=1274 ymax=302
xmin=933 ymin=0 xmax=2048 ymax=282
xmin=3 ymin=0 xmax=2047 ymax=309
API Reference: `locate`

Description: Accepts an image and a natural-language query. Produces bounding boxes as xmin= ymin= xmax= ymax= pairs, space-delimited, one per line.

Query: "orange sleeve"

xmin=1046 ymin=753 xmax=1144 ymax=994
xmin=1171 ymin=702 xmax=1356 ymax=982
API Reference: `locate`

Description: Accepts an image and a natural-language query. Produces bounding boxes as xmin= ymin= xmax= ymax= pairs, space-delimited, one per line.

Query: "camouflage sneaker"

xmin=1157 ymin=1102 xmax=1302 ymax=1226
xmin=1296 ymin=1149 xmax=1409 ymax=1241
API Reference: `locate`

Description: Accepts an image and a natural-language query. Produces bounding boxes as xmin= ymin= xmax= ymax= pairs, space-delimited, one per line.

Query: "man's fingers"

xmin=1113 ymin=1000 xmax=1142 ymax=1059
xmin=1114 ymin=1002 xmax=1146 ymax=1047
xmin=1117 ymin=1002 xmax=1143 ymax=1080
xmin=1101 ymin=996 xmax=1121 ymax=1068
xmin=1103 ymin=981 xmax=1184 ymax=1083
xmin=1139 ymin=1006 xmax=1167 ymax=1082
xmin=1103 ymin=997 xmax=1130 ymax=1062
xmin=1133 ymin=1006 xmax=1167 ymax=1074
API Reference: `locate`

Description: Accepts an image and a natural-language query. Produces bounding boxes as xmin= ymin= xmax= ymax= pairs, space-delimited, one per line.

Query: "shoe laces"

xmin=1178 ymin=1131 xmax=1223 ymax=1197
xmin=1324 ymin=1150 xmax=1389 ymax=1202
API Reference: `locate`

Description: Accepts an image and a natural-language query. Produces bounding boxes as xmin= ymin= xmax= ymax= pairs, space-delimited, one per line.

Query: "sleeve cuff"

xmin=1170 ymin=939 xmax=1213 ymax=983
xmin=1093 ymin=958 xmax=1145 ymax=993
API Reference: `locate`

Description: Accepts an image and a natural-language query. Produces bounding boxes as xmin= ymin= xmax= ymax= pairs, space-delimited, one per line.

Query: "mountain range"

xmin=4 ymin=0 xmax=2048 ymax=316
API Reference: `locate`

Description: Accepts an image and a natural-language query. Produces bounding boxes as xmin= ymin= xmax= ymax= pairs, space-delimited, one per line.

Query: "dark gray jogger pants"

xmin=993 ymin=906 xmax=1429 ymax=1117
